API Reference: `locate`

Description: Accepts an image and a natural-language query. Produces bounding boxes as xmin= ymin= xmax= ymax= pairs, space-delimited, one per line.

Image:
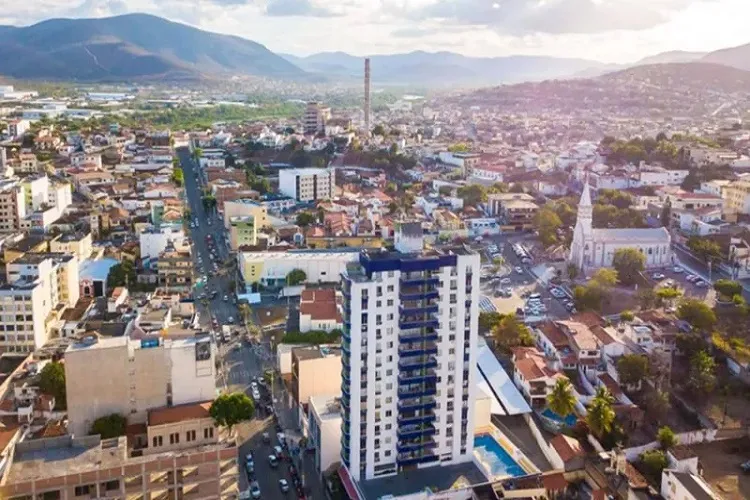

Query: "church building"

xmin=569 ymin=181 xmax=672 ymax=271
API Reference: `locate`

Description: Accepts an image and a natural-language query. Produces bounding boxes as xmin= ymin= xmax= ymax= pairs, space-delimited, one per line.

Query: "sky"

xmin=1 ymin=0 xmax=749 ymax=63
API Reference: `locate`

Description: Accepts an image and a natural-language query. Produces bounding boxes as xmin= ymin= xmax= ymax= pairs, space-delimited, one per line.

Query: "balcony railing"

xmin=396 ymin=452 xmax=439 ymax=466
xmin=398 ymin=342 xmax=438 ymax=357
xmin=397 ymin=412 xmax=437 ymax=426
xmin=397 ymin=397 xmax=437 ymax=411
xmin=397 ymin=384 xmax=437 ymax=399
xmin=398 ymin=369 xmax=438 ymax=385
xmin=398 ymin=330 xmax=439 ymax=343
xmin=397 ymin=422 xmax=436 ymax=439
xmin=398 ymin=355 xmax=438 ymax=370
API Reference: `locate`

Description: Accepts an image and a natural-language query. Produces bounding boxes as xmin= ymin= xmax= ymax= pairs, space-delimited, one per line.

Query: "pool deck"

xmin=491 ymin=414 xmax=553 ymax=472
xmin=358 ymin=462 xmax=487 ymax=500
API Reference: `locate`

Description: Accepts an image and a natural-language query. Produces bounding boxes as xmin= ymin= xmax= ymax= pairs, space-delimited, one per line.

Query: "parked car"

xmin=673 ymin=266 xmax=684 ymax=273
xmin=515 ymin=267 xmax=524 ymax=274
xmin=651 ymin=273 xmax=665 ymax=280
xmin=695 ymin=280 xmax=708 ymax=288
xmin=279 ymin=479 xmax=290 ymax=493
xmin=268 ymin=454 xmax=279 ymax=467
xmin=250 ymin=481 xmax=261 ymax=499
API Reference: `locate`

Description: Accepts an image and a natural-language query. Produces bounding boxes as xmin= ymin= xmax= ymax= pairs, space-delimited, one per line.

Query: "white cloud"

xmin=0 ymin=0 xmax=748 ymax=63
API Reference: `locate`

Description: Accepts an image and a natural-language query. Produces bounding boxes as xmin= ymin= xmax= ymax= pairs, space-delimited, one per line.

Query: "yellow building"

xmin=223 ymin=199 xmax=269 ymax=230
xmin=723 ymin=180 xmax=750 ymax=215
xmin=228 ymin=215 xmax=257 ymax=250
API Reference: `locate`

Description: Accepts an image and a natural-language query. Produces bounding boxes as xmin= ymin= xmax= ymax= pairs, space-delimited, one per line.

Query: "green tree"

xmin=479 ymin=312 xmax=503 ymax=333
xmin=637 ymin=287 xmax=658 ymax=309
xmin=676 ymin=298 xmax=716 ymax=331
xmin=192 ymin=147 xmax=203 ymax=159
xmin=447 ymin=143 xmax=469 ymax=153
xmin=573 ymin=284 xmax=605 ymax=311
xmin=612 ymin=248 xmax=646 ymax=286
xmin=587 ymin=391 xmax=616 ymax=439
xmin=296 ymin=212 xmax=316 ymax=227
xmin=644 ymin=390 xmax=670 ymax=424
xmin=456 ymin=184 xmax=487 ymax=206
xmin=656 ymin=426 xmax=678 ymax=450
xmin=38 ymin=361 xmax=66 ymax=410
xmin=547 ymin=378 xmax=577 ymax=419
xmin=492 ymin=314 xmax=534 ymax=352
xmin=372 ymin=125 xmax=386 ymax=137
xmin=90 ymin=414 xmax=127 ymax=439
xmin=438 ymin=186 xmax=452 ymax=197
xmin=591 ymin=268 xmax=618 ymax=288
xmin=534 ymin=208 xmax=563 ymax=247
xmin=107 ymin=260 xmax=136 ymax=289
xmin=640 ymin=450 xmax=668 ymax=478
xmin=201 ymin=195 xmax=217 ymax=210
xmin=209 ymin=392 xmax=255 ymax=435
xmin=617 ymin=354 xmax=648 ymax=388
xmin=171 ymin=167 xmax=184 ymax=187
xmin=620 ymin=310 xmax=635 ymax=322
xmin=656 ymin=287 xmax=682 ymax=302
xmin=687 ymin=236 xmax=722 ymax=264
xmin=687 ymin=350 xmax=716 ymax=398
xmin=286 ymin=269 xmax=307 ymax=286
xmin=713 ymin=279 xmax=742 ymax=299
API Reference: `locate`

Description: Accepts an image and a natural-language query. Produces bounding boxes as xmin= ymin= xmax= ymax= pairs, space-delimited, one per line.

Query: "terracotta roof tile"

xmin=542 ymin=471 xmax=568 ymax=491
xmin=549 ymin=434 xmax=585 ymax=463
xmin=148 ymin=401 xmax=212 ymax=426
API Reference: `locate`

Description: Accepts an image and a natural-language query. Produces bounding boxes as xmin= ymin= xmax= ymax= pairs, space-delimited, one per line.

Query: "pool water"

xmin=541 ymin=408 xmax=578 ymax=427
xmin=473 ymin=434 xmax=525 ymax=478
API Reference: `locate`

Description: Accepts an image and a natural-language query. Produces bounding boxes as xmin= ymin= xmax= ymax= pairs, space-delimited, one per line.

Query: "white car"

xmin=515 ymin=267 xmax=524 ymax=274
xmin=652 ymin=273 xmax=665 ymax=280
xmin=673 ymin=266 xmax=684 ymax=273
xmin=695 ymin=280 xmax=708 ymax=288
xmin=686 ymin=275 xmax=698 ymax=282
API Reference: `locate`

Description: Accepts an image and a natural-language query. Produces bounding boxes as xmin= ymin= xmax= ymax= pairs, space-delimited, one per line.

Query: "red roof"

xmin=300 ymin=289 xmax=342 ymax=322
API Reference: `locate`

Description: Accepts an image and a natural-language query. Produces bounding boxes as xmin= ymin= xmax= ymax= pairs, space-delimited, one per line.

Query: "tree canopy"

xmin=39 ymin=361 xmax=66 ymax=410
xmin=286 ymin=269 xmax=307 ymax=286
xmin=209 ymin=392 xmax=255 ymax=433
xmin=713 ymin=279 xmax=742 ymax=299
xmin=547 ymin=378 xmax=576 ymax=419
xmin=295 ymin=212 xmax=316 ymax=227
xmin=687 ymin=350 xmax=716 ymax=398
xmin=90 ymin=414 xmax=127 ymax=439
xmin=171 ymin=167 xmax=184 ymax=187
xmin=676 ymin=298 xmax=716 ymax=331
xmin=492 ymin=314 xmax=534 ymax=353
xmin=657 ymin=426 xmax=678 ymax=450
xmin=687 ymin=236 xmax=723 ymax=264
xmin=612 ymin=248 xmax=645 ymax=286
xmin=586 ymin=388 xmax=616 ymax=438
xmin=456 ymin=184 xmax=487 ymax=206
xmin=479 ymin=311 xmax=503 ymax=334
xmin=534 ymin=208 xmax=563 ymax=247
xmin=617 ymin=354 xmax=648 ymax=388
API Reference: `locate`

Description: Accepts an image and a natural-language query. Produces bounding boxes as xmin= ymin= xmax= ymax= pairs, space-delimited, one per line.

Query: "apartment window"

xmin=387 ymin=285 xmax=394 ymax=292
xmin=74 ymin=485 xmax=92 ymax=496
xmin=169 ymin=432 xmax=180 ymax=445
xmin=204 ymin=427 xmax=214 ymax=439
xmin=186 ymin=430 xmax=197 ymax=442
xmin=152 ymin=435 xmax=163 ymax=447
xmin=385 ymin=410 xmax=392 ymax=417
xmin=103 ymin=480 xmax=119 ymax=491
xmin=376 ymin=300 xmax=382 ymax=307
xmin=385 ymin=424 xmax=392 ymax=430
xmin=377 ymin=286 xmax=383 ymax=297
xmin=387 ymin=299 xmax=393 ymax=306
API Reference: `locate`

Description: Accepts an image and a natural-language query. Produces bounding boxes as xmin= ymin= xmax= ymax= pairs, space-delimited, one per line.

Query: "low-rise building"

xmin=487 ymin=193 xmax=539 ymax=230
xmin=291 ymin=345 xmax=341 ymax=425
xmin=661 ymin=469 xmax=720 ymax=500
xmin=299 ymin=289 xmax=342 ymax=333
xmin=50 ymin=231 xmax=93 ymax=262
xmin=156 ymin=244 xmax=193 ymax=291
xmin=308 ymin=394 xmax=343 ymax=476
xmin=238 ymin=249 xmax=359 ymax=286
xmin=228 ymin=215 xmax=257 ymax=250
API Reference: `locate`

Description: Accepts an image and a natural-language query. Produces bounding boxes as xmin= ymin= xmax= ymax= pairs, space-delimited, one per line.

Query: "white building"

xmin=569 ymin=181 xmax=672 ymax=270
xmin=635 ymin=168 xmax=689 ymax=187
xmin=239 ymin=250 xmax=358 ymax=287
xmin=308 ymin=395 xmax=343 ymax=475
xmin=6 ymin=252 xmax=80 ymax=309
xmin=0 ymin=179 xmax=26 ymax=233
xmin=279 ymin=168 xmax=334 ymax=202
xmin=661 ymin=469 xmax=720 ymax=500
xmin=0 ymin=279 xmax=49 ymax=354
xmin=7 ymin=119 xmax=30 ymax=139
xmin=340 ymin=222 xmax=480 ymax=481
xmin=139 ymin=225 xmax=187 ymax=260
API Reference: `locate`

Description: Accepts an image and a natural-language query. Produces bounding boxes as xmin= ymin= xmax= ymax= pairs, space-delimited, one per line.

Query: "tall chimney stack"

xmin=364 ymin=58 xmax=371 ymax=136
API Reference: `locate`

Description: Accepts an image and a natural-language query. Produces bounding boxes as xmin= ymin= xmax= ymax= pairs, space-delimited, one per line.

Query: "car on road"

xmin=279 ymin=479 xmax=290 ymax=493
xmin=223 ymin=295 xmax=229 ymax=301
xmin=274 ymin=445 xmax=284 ymax=457
xmin=515 ymin=266 xmax=524 ymax=274
xmin=228 ymin=316 xmax=235 ymax=324
xmin=250 ymin=481 xmax=261 ymax=499
xmin=268 ymin=454 xmax=279 ymax=467
xmin=673 ymin=266 xmax=684 ymax=273
xmin=651 ymin=273 xmax=665 ymax=280
xmin=686 ymin=274 xmax=698 ymax=282
xmin=695 ymin=279 xmax=708 ymax=287
xmin=500 ymin=277 xmax=511 ymax=285
xmin=549 ymin=287 xmax=566 ymax=298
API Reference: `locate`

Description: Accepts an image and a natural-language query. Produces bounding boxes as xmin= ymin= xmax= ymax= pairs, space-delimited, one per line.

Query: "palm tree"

xmin=587 ymin=389 xmax=616 ymax=438
xmin=547 ymin=378 xmax=576 ymax=418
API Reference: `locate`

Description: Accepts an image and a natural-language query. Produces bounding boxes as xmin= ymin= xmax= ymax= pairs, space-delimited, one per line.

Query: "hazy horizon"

xmin=1 ymin=0 xmax=747 ymax=64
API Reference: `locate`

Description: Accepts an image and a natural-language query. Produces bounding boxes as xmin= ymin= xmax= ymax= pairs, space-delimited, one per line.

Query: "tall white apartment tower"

xmin=340 ymin=222 xmax=480 ymax=481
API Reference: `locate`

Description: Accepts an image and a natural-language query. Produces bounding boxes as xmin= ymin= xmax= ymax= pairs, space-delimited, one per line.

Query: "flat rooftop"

xmin=309 ymin=394 xmax=343 ymax=420
xmin=358 ymin=461 xmax=487 ymax=500
xmin=7 ymin=435 xmax=127 ymax=483
xmin=293 ymin=345 xmax=341 ymax=361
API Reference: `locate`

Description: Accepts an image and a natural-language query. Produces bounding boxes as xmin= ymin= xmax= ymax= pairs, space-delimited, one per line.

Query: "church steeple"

xmin=577 ymin=175 xmax=593 ymax=225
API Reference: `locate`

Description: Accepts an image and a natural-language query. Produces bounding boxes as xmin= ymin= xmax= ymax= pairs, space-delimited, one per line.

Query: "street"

xmin=177 ymin=148 xmax=326 ymax=499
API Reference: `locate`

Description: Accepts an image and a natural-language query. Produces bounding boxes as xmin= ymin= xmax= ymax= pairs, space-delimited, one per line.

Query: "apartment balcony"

xmin=396 ymin=437 xmax=437 ymax=453
xmin=397 ymin=422 xmax=436 ymax=439
xmin=398 ymin=341 xmax=438 ymax=357
xmin=341 ymin=381 xmax=350 ymax=397
xmin=398 ymin=355 xmax=437 ymax=371
xmin=399 ymin=289 xmax=440 ymax=301
xmin=399 ymin=311 xmax=439 ymax=330
xmin=396 ymin=452 xmax=439 ymax=466
xmin=397 ymin=384 xmax=437 ymax=399
xmin=399 ymin=303 xmax=439 ymax=316
xmin=400 ymin=275 xmax=440 ymax=287
xmin=397 ymin=397 xmax=437 ymax=412
xmin=398 ymin=368 xmax=438 ymax=386
xmin=398 ymin=330 xmax=439 ymax=343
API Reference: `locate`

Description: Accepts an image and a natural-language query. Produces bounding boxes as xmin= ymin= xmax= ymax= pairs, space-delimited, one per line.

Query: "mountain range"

xmin=0 ymin=13 xmax=750 ymax=85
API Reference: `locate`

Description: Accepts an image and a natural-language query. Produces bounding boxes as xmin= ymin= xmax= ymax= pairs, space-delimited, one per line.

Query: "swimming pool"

xmin=473 ymin=434 xmax=525 ymax=478
xmin=540 ymin=408 xmax=578 ymax=427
